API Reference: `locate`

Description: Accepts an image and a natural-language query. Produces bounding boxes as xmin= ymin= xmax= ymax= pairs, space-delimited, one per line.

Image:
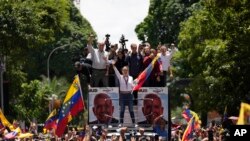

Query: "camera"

xmin=119 ymin=34 xmax=128 ymax=44
xmin=105 ymin=34 xmax=110 ymax=38
xmin=105 ymin=34 xmax=111 ymax=52
xmin=119 ymin=34 xmax=128 ymax=50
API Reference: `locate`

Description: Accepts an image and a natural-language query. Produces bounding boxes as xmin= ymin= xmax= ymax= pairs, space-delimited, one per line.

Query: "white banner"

xmin=88 ymin=87 xmax=119 ymax=124
xmin=137 ymin=87 xmax=168 ymax=126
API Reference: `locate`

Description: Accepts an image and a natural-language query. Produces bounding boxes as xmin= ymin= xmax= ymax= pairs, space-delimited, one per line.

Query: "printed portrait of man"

xmin=89 ymin=93 xmax=119 ymax=124
xmin=138 ymin=94 xmax=167 ymax=125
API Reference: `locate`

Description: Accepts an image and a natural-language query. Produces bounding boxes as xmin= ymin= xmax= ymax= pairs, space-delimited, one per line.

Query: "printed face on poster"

xmin=88 ymin=87 xmax=119 ymax=125
xmin=137 ymin=87 xmax=168 ymax=126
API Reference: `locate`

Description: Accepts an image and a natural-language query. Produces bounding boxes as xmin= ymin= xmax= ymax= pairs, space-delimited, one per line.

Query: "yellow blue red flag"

xmin=44 ymin=109 xmax=58 ymax=130
xmin=182 ymin=110 xmax=201 ymax=141
xmin=133 ymin=56 xmax=160 ymax=91
xmin=237 ymin=102 xmax=250 ymax=125
xmin=55 ymin=75 xmax=84 ymax=137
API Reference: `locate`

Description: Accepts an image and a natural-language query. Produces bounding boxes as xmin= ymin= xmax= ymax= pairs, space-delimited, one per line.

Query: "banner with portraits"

xmin=88 ymin=87 xmax=169 ymax=127
xmin=88 ymin=87 xmax=119 ymax=125
xmin=137 ymin=87 xmax=169 ymax=127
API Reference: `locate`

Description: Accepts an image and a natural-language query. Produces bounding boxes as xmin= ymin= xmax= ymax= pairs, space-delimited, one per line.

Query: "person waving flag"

xmin=181 ymin=109 xmax=201 ymax=141
xmin=133 ymin=55 xmax=160 ymax=91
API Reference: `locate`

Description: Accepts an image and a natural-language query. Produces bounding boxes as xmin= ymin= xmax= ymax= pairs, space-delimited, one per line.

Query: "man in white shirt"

xmin=87 ymin=36 xmax=109 ymax=87
xmin=159 ymin=44 xmax=176 ymax=87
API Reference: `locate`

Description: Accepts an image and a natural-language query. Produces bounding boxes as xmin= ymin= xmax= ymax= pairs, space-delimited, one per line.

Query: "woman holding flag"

xmin=111 ymin=60 xmax=135 ymax=125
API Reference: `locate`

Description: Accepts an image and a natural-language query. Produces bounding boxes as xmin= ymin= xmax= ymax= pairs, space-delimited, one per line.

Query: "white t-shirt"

xmin=159 ymin=48 xmax=177 ymax=71
xmin=114 ymin=66 xmax=134 ymax=92
xmin=87 ymin=45 xmax=108 ymax=69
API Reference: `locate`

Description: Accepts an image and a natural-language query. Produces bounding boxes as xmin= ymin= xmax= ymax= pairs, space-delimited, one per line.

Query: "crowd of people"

xmin=0 ymin=36 xmax=177 ymax=140
xmin=0 ymin=115 xmax=232 ymax=141
xmin=0 ymin=36 xmax=235 ymax=141
xmin=171 ymin=120 xmax=231 ymax=141
xmin=76 ymin=36 xmax=176 ymax=88
xmin=63 ymin=120 xmax=229 ymax=141
xmin=71 ymin=36 xmax=175 ymax=140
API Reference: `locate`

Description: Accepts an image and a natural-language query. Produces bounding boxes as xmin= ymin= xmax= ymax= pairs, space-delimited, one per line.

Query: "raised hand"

xmin=170 ymin=73 xmax=174 ymax=80
xmin=112 ymin=60 xmax=116 ymax=65
xmin=88 ymin=34 xmax=94 ymax=45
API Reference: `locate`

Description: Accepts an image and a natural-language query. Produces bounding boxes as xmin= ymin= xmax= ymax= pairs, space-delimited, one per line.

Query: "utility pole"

xmin=0 ymin=56 xmax=5 ymax=113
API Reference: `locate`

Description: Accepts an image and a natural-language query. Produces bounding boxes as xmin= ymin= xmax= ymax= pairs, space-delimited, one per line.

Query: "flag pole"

xmin=76 ymin=74 xmax=87 ymax=126
xmin=76 ymin=75 xmax=85 ymax=110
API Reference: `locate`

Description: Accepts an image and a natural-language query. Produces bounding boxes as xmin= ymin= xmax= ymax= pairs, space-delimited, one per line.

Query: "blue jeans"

xmin=120 ymin=93 xmax=135 ymax=124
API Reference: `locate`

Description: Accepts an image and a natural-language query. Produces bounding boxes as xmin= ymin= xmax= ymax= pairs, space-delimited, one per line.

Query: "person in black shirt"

xmin=108 ymin=45 xmax=117 ymax=87
xmin=115 ymin=49 xmax=128 ymax=73
xmin=114 ymin=49 xmax=128 ymax=86
xmin=126 ymin=43 xmax=143 ymax=105
xmin=74 ymin=61 xmax=91 ymax=87
xmin=126 ymin=44 xmax=143 ymax=79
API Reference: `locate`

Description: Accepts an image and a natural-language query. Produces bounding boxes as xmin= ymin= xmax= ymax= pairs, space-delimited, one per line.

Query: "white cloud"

xmin=80 ymin=0 xmax=150 ymax=48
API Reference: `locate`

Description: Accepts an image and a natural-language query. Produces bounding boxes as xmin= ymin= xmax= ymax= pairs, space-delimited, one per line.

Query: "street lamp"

xmin=47 ymin=44 xmax=68 ymax=82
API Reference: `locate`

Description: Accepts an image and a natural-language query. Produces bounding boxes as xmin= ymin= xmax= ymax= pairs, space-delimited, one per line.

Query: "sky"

xmin=80 ymin=0 xmax=150 ymax=47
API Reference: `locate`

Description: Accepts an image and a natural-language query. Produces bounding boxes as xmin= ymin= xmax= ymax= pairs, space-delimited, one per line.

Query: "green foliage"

xmin=41 ymin=76 xmax=70 ymax=99
xmin=176 ymin=0 xmax=250 ymax=115
xmin=0 ymin=0 xmax=69 ymax=102
xmin=0 ymin=0 xmax=95 ymax=118
xmin=171 ymin=107 xmax=186 ymax=124
xmin=13 ymin=76 xmax=69 ymax=122
xmin=22 ymin=1 xmax=95 ymax=81
xmin=135 ymin=0 xmax=199 ymax=47
xmin=0 ymin=0 xmax=69 ymax=54
xmin=15 ymin=80 xmax=47 ymax=122
xmin=138 ymin=0 xmax=250 ymax=116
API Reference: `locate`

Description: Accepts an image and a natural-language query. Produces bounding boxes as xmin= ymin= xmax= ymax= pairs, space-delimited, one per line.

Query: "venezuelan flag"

xmin=133 ymin=55 xmax=160 ymax=91
xmin=0 ymin=109 xmax=14 ymax=130
xmin=182 ymin=109 xmax=201 ymax=128
xmin=182 ymin=109 xmax=193 ymax=122
xmin=44 ymin=109 xmax=58 ymax=130
xmin=190 ymin=110 xmax=201 ymax=129
xmin=182 ymin=117 xmax=195 ymax=141
xmin=55 ymin=75 xmax=84 ymax=137
xmin=237 ymin=102 xmax=250 ymax=125
xmin=182 ymin=110 xmax=201 ymax=141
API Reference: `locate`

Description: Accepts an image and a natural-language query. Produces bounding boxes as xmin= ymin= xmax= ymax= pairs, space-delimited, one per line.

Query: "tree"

xmin=13 ymin=76 xmax=69 ymax=123
xmin=176 ymin=0 xmax=250 ymax=115
xmin=22 ymin=1 xmax=95 ymax=81
xmin=135 ymin=0 xmax=199 ymax=47
xmin=0 ymin=0 xmax=95 ymax=118
xmin=0 ymin=0 xmax=70 ymax=106
xmin=0 ymin=0 xmax=69 ymax=55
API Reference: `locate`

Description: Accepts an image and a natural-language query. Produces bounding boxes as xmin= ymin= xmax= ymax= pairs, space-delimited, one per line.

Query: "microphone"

xmin=104 ymin=98 xmax=119 ymax=101
xmin=104 ymin=114 xmax=112 ymax=118
xmin=143 ymin=112 xmax=154 ymax=117
xmin=137 ymin=98 xmax=154 ymax=101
